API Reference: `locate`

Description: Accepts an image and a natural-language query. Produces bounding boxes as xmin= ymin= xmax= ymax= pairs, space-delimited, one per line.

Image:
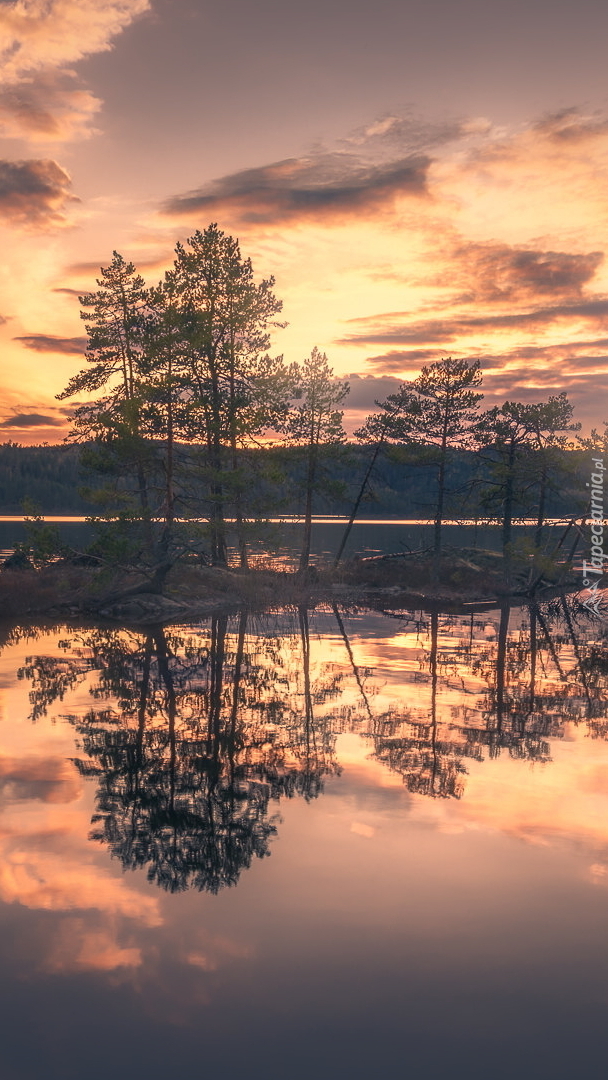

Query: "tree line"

xmin=13 ymin=221 xmax=601 ymax=583
xmin=0 ymin=440 xmax=587 ymax=524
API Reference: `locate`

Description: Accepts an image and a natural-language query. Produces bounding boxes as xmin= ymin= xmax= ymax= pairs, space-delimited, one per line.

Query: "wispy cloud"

xmin=14 ymin=333 xmax=87 ymax=353
xmin=0 ymin=412 xmax=64 ymax=428
xmin=340 ymin=298 xmax=608 ymax=351
xmin=448 ymin=242 xmax=603 ymax=303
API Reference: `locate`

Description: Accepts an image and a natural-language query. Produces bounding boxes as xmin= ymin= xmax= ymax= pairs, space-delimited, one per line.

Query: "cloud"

xmin=0 ymin=841 xmax=161 ymax=924
xmin=0 ymin=0 xmax=150 ymax=81
xmin=451 ymin=243 xmax=603 ymax=303
xmin=0 ymin=0 xmax=150 ymax=141
xmin=0 ymin=73 xmax=101 ymax=141
xmin=162 ymin=152 xmax=431 ymax=226
xmin=64 ymin=254 xmax=169 ymax=281
xmin=0 ymin=412 xmax=64 ymax=428
xmin=341 ymin=298 xmax=608 ymax=350
xmin=532 ymin=108 xmax=608 ymax=145
xmin=341 ymin=112 xmax=470 ymax=155
xmin=45 ymin=923 xmax=143 ymax=972
xmin=0 ymin=158 xmax=76 ymax=227
xmin=358 ymin=350 xmax=446 ymax=373
xmin=456 ymin=107 xmax=608 ymax=171
xmin=366 ymin=240 xmax=603 ymax=308
xmin=343 ymin=373 xmax=404 ymax=409
xmin=343 ymin=339 xmax=608 ymax=428
xmin=52 ymin=286 xmax=82 ymax=297
xmin=14 ymin=333 xmax=87 ymax=353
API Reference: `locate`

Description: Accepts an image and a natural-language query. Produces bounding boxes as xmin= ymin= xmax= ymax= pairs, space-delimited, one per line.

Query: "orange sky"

xmin=2 ymin=1 xmax=608 ymax=442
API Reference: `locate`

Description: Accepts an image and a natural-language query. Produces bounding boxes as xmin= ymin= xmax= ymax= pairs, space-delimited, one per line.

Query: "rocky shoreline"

xmin=0 ymin=548 xmax=588 ymax=625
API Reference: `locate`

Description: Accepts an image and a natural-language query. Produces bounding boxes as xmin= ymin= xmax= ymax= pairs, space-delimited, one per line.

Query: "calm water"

xmin=0 ymin=516 xmax=576 ymax=566
xmin=0 ymin=601 xmax=607 ymax=1079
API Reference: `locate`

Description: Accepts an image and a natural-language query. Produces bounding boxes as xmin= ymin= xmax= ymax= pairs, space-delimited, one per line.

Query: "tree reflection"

xmin=464 ymin=595 xmax=608 ymax=762
xmin=19 ymin=614 xmax=341 ymax=893
xmin=357 ymin=594 xmax=608 ymax=799
xmin=368 ymin=610 xmax=477 ymax=799
xmin=13 ymin=592 xmax=608 ymax=867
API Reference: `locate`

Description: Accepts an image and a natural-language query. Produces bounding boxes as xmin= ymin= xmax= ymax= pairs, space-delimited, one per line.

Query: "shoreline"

xmin=0 ymin=550 xmax=589 ymax=626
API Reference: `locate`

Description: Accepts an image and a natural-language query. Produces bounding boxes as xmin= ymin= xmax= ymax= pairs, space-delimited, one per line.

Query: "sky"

xmin=2 ymin=0 xmax=608 ymax=442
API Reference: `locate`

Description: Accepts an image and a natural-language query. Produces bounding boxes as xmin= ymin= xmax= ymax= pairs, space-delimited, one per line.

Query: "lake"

xmin=0 ymin=515 xmax=581 ymax=567
xmin=0 ymin=599 xmax=607 ymax=1079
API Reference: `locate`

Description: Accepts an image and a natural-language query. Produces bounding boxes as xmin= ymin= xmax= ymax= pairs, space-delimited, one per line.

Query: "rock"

xmin=98 ymin=593 xmax=188 ymax=624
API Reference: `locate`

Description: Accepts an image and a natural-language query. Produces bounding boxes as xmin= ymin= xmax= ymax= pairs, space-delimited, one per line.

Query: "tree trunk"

xmin=231 ymin=438 xmax=248 ymax=569
xmin=299 ymin=442 xmax=317 ymax=572
xmin=534 ymin=462 xmax=548 ymax=550
xmin=334 ymin=441 xmax=382 ymax=568
xmin=432 ymin=445 xmax=447 ymax=582
xmin=502 ymin=438 xmax=516 ymax=584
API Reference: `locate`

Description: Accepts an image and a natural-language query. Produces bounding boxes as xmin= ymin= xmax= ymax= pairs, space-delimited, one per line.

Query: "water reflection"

xmin=11 ymin=594 xmax=608 ymax=894
xmin=17 ymin=611 xmax=342 ymax=892
xmin=4 ymin=600 xmax=608 ymax=1080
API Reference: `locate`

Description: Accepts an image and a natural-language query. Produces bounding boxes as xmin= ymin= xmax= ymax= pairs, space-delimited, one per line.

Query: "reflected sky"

xmin=1 ymin=603 xmax=608 ymax=1079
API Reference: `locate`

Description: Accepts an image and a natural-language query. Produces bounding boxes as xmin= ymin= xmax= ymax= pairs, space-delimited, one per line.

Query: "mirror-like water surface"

xmin=1 ymin=602 xmax=607 ymax=1079
xmin=0 ymin=516 xmax=575 ymax=566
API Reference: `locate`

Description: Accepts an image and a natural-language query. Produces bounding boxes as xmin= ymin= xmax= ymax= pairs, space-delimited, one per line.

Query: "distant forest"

xmin=0 ymin=439 xmax=588 ymax=522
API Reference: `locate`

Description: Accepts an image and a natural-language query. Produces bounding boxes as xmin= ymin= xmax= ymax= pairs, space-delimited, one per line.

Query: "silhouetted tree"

xmin=171 ymin=225 xmax=286 ymax=566
xmin=284 ymin=348 xmax=349 ymax=571
xmin=369 ymin=357 xmax=483 ymax=577
xmin=57 ymin=253 xmax=160 ymax=572
xmin=476 ymin=396 xmax=579 ymax=584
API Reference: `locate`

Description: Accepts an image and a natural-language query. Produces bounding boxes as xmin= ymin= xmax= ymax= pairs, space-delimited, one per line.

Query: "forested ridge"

xmin=0 ymin=439 xmax=588 ymax=521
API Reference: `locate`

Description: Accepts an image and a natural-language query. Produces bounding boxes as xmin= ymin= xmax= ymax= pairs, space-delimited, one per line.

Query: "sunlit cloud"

xmin=0 ymin=0 xmax=150 ymax=141
xmin=161 ymin=112 xmax=471 ymax=231
xmin=443 ymin=242 xmax=603 ymax=303
xmin=0 ymin=0 xmax=150 ymax=80
xmin=161 ymin=152 xmax=431 ymax=226
xmin=340 ymin=112 xmax=470 ymax=154
xmin=0 ymin=158 xmax=76 ymax=227
xmin=0 ymin=73 xmax=101 ymax=141
xmin=44 ymin=923 xmax=143 ymax=972
xmin=0 ymin=835 xmax=162 ymax=923
xmin=341 ymin=298 xmax=608 ymax=349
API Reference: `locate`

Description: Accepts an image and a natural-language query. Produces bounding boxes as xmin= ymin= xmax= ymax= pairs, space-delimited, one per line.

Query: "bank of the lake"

xmin=0 ymin=544 xmax=588 ymax=624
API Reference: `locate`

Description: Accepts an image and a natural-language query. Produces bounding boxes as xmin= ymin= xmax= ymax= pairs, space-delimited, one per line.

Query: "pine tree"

xmin=57 ymin=252 xmax=159 ymax=570
xmin=172 ymin=224 xmax=285 ymax=565
xmin=284 ymin=348 xmax=349 ymax=572
xmin=372 ymin=357 xmax=483 ymax=576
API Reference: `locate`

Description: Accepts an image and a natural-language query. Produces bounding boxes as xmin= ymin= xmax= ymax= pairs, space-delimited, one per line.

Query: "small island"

xmin=1 ymin=225 xmax=605 ymax=625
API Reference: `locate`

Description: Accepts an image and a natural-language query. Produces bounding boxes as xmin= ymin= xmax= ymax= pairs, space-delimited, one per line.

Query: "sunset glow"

xmin=2 ymin=1 xmax=608 ymax=442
